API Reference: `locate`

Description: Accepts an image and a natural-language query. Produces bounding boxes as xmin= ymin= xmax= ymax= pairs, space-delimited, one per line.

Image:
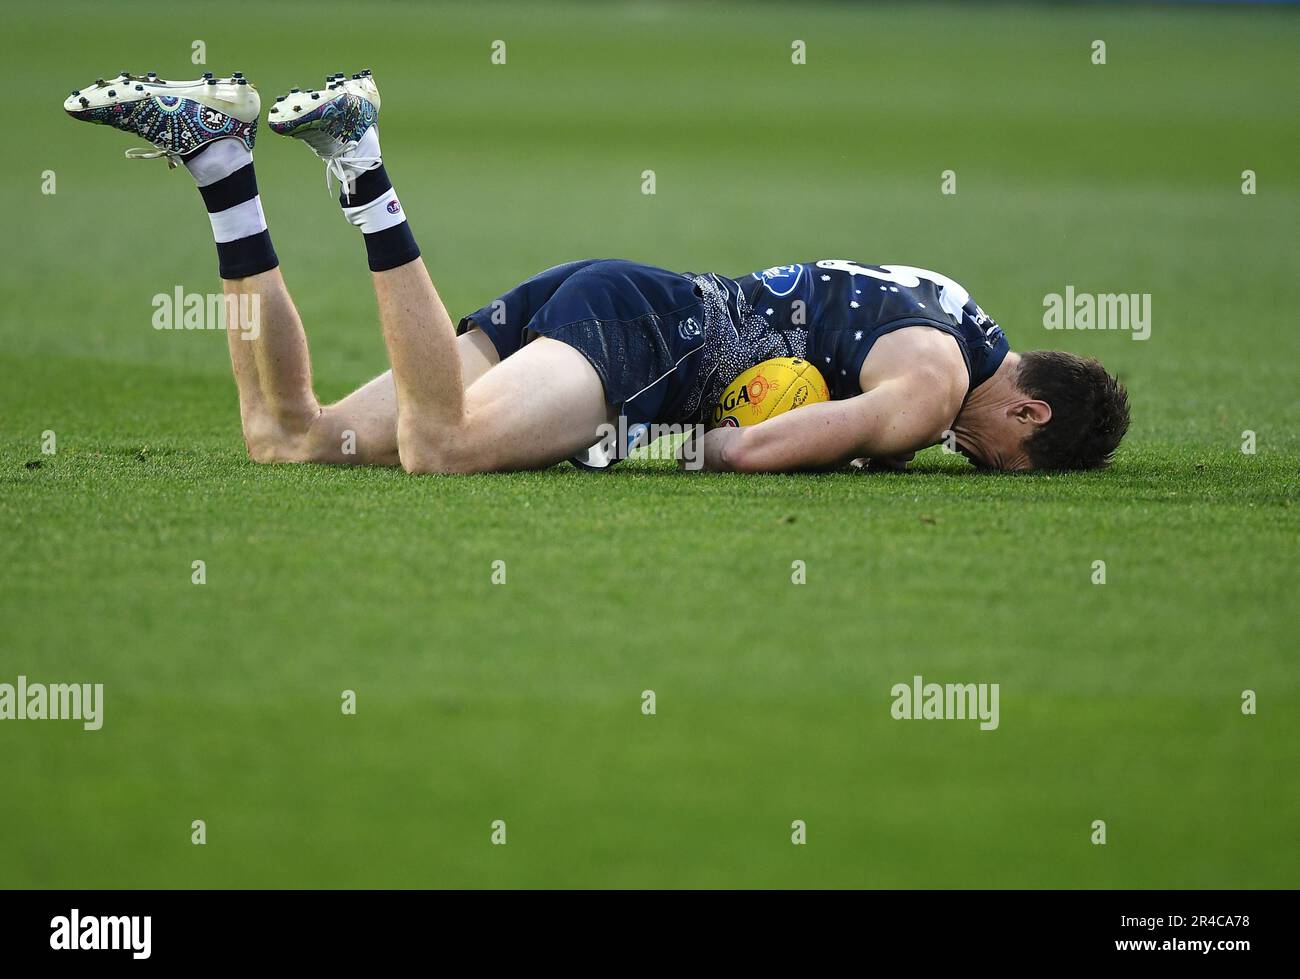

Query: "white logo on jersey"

xmin=814 ymin=260 xmax=969 ymax=324
xmin=755 ymin=265 xmax=803 ymax=297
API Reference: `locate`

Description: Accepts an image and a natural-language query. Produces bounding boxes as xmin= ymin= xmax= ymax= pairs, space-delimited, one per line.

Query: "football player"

xmin=65 ymin=70 xmax=1128 ymax=474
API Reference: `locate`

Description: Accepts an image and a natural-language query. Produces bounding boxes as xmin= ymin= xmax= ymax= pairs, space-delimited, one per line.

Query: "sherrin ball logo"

xmin=709 ymin=357 xmax=829 ymax=428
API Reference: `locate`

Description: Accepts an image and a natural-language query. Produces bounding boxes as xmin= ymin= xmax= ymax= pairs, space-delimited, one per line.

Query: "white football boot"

xmin=63 ymin=70 xmax=260 ymax=167
xmin=268 ymin=70 xmax=382 ymax=193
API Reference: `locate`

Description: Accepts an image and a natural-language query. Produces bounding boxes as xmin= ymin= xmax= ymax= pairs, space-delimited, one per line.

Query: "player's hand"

xmin=681 ymin=426 xmax=735 ymax=471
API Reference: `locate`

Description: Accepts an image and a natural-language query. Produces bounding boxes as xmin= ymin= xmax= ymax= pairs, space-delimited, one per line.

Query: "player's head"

xmin=957 ymin=350 xmax=1129 ymax=471
xmin=1014 ymin=351 xmax=1129 ymax=470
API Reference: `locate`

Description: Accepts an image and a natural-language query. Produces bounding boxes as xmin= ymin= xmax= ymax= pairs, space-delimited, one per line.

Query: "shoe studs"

xmin=202 ymin=71 xmax=213 ymax=79
xmin=78 ymin=96 xmax=89 ymax=107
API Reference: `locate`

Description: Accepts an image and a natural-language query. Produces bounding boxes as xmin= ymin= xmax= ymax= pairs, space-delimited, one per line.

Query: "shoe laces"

xmin=289 ymin=122 xmax=380 ymax=195
xmin=117 ymin=99 xmax=182 ymax=168
xmin=322 ymin=148 xmax=382 ymax=196
xmin=124 ymin=146 xmax=182 ymax=169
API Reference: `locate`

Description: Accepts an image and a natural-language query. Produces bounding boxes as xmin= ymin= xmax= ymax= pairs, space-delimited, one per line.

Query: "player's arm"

xmin=695 ymin=369 xmax=961 ymax=473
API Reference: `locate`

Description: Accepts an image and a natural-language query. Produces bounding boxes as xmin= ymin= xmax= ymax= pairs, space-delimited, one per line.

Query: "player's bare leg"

xmin=222 ymin=267 xmax=498 ymax=465
xmin=64 ymin=69 xmax=499 ymax=468
xmin=368 ymin=260 xmax=465 ymax=462
xmin=372 ymin=261 xmax=611 ymax=472
xmin=216 ymin=268 xmax=311 ymax=458
xmin=271 ymin=71 xmax=611 ymax=473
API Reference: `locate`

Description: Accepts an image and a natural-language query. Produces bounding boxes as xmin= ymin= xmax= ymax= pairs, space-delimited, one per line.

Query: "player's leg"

xmin=452 ymin=336 xmax=614 ymax=471
xmin=63 ymin=73 xmax=302 ymax=456
xmin=281 ymin=329 xmax=500 ymax=466
xmin=62 ymin=73 xmax=336 ymax=461
xmin=219 ymin=267 xmax=321 ymax=462
xmin=373 ymin=260 xmax=611 ymax=472
xmin=222 ymin=267 xmax=498 ymax=465
xmin=269 ymin=71 xmax=612 ymax=472
xmin=62 ymin=70 xmax=497 ymax=467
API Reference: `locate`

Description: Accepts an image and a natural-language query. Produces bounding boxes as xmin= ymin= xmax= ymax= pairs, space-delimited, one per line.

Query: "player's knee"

xmin=243 ymin=419 xmax=287 ymax=464
xmin=242 ymin=405 xmax=323 ymax=464
xmin=244 ymin=437 xmax=279 ymax=464
xmin=399 ymin=451 xmax=439 ymax=475
xmin=398 ymin=441 xmax=451 ymax=475
xmin=398 ymin=440 xmax=458 ymax=475
xmin=397 ymin=423 xmax=482 ymax=475
xmin=244 ymin=430 xmax=309 ymax=465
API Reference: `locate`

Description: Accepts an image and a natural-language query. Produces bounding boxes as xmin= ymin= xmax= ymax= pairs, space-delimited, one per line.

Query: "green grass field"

xmin=2 ymin=0 xmax=1297 ymax=888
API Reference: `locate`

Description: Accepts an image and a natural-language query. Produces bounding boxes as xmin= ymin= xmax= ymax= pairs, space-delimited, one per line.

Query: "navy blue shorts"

xmin=457 ymin=259 xmax=708 ymax=428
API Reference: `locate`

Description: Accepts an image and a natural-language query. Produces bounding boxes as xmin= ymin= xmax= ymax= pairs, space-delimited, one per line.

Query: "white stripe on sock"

xmin=342 ymin=187 xmax=407 ymax=235
xmin=208 ymin=196 xmax=268 ymax=243
xmin=184 ymin=138 xmax=254 ymax=187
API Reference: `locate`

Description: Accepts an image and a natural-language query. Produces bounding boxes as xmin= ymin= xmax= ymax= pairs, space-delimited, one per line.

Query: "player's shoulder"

xmin=859 ymin=326 xmax=969 ymax=400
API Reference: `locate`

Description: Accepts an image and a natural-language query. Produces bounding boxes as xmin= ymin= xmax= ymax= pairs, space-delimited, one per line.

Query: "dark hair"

xmin=1016 ymin=351 xmax=1130 ymax=470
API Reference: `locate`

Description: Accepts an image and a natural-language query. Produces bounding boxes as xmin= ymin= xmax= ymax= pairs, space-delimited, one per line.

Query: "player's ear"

xmin=1010 ymin=399 xmax=1052 ymax=427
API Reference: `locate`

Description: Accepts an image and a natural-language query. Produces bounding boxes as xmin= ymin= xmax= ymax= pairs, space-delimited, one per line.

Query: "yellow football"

xmin=710 ymin=357 xmax=830 ymax=428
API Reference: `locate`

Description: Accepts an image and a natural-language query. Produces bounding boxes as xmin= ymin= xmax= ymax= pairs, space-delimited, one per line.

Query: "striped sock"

xmin=184 ymin=140 xmax=279 ymax=280
xmin=339 ymin=159 xmax=420 ymax=273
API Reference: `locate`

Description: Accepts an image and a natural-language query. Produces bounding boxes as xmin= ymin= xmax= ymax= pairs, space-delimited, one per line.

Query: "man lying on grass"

xmin=65 ymin=69 xmax=1129 ymax=474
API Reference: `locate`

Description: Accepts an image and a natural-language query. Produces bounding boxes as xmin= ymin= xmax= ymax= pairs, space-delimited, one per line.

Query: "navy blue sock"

xmin=185 ymin=143 xmax=279 ymax=280
xmin=339 ymin=164 xmax=420 ymax=273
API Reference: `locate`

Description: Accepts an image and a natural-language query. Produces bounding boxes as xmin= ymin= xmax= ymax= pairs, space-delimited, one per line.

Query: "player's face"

xmin=953 ymin=391 xmax=1046 ymax=471
xmin=955 ymin=443 xmax=990 ymax=469
xmin=956 ymin=436 xmax=1032 ymax=472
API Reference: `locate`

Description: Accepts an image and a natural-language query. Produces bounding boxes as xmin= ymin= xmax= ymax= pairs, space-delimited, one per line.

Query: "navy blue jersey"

xmin=461 ymin=258 xmax=1010 ymax=438
xmin=686 ymin=260 xmax=1009 ymax=415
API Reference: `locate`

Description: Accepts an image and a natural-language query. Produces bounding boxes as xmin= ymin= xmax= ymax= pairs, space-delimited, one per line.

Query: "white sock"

xmin=348 ymin=127 xmax=381 ymax=167
xmin=185 ymin=139 xmax=277 ymax=277
xmin=337 ymin=128 xmax=406 ymax=234
xmin=184 ymin=138 xmax=253 ymax=187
